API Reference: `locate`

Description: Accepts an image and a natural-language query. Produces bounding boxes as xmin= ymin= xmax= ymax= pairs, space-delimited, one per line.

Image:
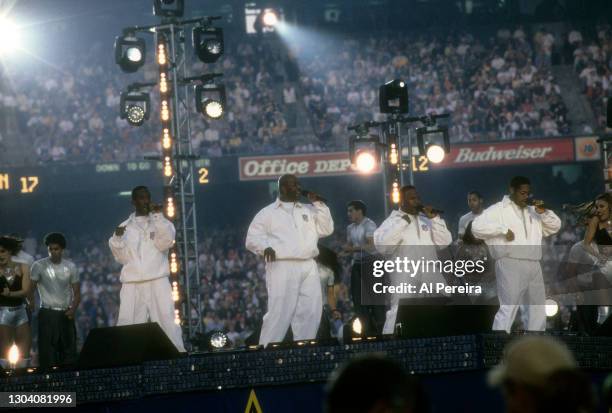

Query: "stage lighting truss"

xmin=120 ymin=90 xmax=150 ymax=126
xmin=193 ymin=26 xmax=224 ymax=64
xmin=153 ymin=0 xmax=184 ymax=18
xmin=115 ymin=31 xmax=146 ymax=73
xmin=195 ymin=83 xmax=226 ymax=120
xmin=348 ymin=134 xmax=381 ymax=174
xmin=416 ymin=125 xmax=450 ymax=164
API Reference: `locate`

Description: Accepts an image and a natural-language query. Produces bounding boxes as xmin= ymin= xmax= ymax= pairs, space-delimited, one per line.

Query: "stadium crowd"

xmin=1 ymin=24 xmax=610 ymax=165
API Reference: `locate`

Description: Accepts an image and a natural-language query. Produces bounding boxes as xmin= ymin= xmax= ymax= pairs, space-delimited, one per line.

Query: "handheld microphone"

xmin=418 ymin=205 xmax=444 ymax=215
xmin=527 ymin=198 xmax=550 ymax=210
xmin=301 ymin=189 xmax=327 ymax=203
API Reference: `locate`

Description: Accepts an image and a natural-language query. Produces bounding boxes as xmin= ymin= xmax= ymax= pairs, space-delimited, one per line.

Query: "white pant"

xmin=493 ymin=258 xmax=546 ymax=333
xmin=117 ymin=277 xmax=185 ymax=352
xmin=259 ymin=259 xmax=322 ymax=347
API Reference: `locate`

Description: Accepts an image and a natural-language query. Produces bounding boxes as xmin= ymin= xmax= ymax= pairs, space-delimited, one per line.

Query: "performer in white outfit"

xmin=109 ymin=186 xmax=185 ymax=352
xmin=246 ymin=174 xmax=334 ymax=347
xmin=471 ymin=176 xmax=561 ymax=333
xmin=373 ymin=185 xmax=452 ymax=335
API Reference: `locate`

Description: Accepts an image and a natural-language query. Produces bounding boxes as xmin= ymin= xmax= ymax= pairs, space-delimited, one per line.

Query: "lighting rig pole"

xmin=116 ymin=8 xmax=226 ymax=347
xmin=349 ymin=113 xmax=450 ymax=217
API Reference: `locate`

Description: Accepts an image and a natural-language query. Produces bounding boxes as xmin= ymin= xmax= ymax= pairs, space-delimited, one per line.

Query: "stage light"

xmin=355 ymin=151 xmax=376 ymax=173
xmin=115 ymin=31 xmax=146 ymax=73
xmin=391 ymin=181 xmax=400 ymax=204
xmin=120 ymin=91 xmax=150 ymax=126
xmin=195 ymin=84 xmax=226 ymax=119
xmin=389 ymin=143 xmax=399 ymax=165
xmin=161 ymin=99 xmax=170 ymax=122
xmin=545 ymin=298 xmax=559 ymax=317
xmin=416 ymin=126 xmax=450 ymax=162
xmin=262 ymin=9 xmax=279 ymax=27
xmin=210 ymin=331 xmax=229 ymax=349
xmin=170 ymin=250 xmax=179 ymax=274
xmin=192 ymin=26 xmax=224 ymax=63
xmin=157 ymin=43 xmax=168 ymax=66
xmin=425 ymin=144 xmax=445 ymax=163
xmin=349 ymin=135 xmax=380 ymax=174
xmin=352 ymin=317 xmax=362 ymax=335
xmin=163 ymin=156 xmax=173 ymax=177
xmin=7 ymin=344 xmax=19 ymax=367
xmin=174 ymin=309 xmax=181 ymax=325
xmin=166 ymin=195 xmax=175 ymax=217
xmin=379 ymin=79 xmax=408 ymax=114
xmin=0 ymin=17 xmax=21 ymax=56
xmin=153 ymin=0 xmax=184 ymax=18
xmin=162 ymin=128 xmax=172 ymax=150
xmin=171 ymin=280 xmax=179 ymax=301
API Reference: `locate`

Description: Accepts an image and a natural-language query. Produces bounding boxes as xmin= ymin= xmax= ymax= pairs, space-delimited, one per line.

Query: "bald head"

xmin=278 ymin=174 xmax=301 ymax=202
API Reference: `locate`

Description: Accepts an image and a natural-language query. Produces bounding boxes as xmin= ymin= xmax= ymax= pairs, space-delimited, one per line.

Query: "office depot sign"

xmin=239 ymin=152 xmax=379 ymax=181
xmin=432 ymin=138 xmax=574 ymax=169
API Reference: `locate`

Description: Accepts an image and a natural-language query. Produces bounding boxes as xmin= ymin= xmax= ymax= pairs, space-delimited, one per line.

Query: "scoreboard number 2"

xmin=198 ymin=168 xmax=209 ymax=184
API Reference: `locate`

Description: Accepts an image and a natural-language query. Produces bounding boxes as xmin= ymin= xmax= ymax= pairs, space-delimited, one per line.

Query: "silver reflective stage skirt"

xmin=0 ymin=304 xmax=28 ymax=327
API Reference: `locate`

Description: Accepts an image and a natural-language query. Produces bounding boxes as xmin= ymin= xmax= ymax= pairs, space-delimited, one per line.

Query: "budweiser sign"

xmin=433 ymin=138 xmax=574 ymax=169
xmin=239 ymin=152 xmax=380 ymax=181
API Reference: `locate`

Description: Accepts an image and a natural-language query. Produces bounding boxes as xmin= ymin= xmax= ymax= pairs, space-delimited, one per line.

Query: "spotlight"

xmin=174 ymin=309 xmax=181 ymax=325
xmin=161 ymin=99 xmax=171 ymax=122
xmin=416 ymin=126 xmax=450 ymax=163
xmin=389 ymin=143 xmax=399 ymax=165
xmin=115 ymin=31 xmax=146 ymax=73
xmin=7 ymin=344 xmax=19 ymax=368
xmin=162 ymin=128 xmax=172 ymax=151
xmin=192 ymin=26 xmax=224 ymax=63
xmin=262 ymin=9 xmax=279 ymax=27
xmin=0 ymin=17 xmax=21 ymax=56
xmin=425 ymin=144 xmax=445 ymax=164
xmin=120 ymin=91 xmax=150 ymax=126
xmin=379 ymin=79 xmax=409 ymax=114
xmin=545 ymin=298 xmax=559 ymax=317
xmin=163 ymin=156 xmax=173 ymax=177
xmin=195 ymin=84 xmax=226 ymax=119
xmin=209 ymin=331 xmax=231 ymax=350
xmin=153 ymin=0 xmax=184 ymax=18
xmin=349 ymin=135 xmax=380 ymax=174
xmin=342 ymin=316 xmax=366 ymax=343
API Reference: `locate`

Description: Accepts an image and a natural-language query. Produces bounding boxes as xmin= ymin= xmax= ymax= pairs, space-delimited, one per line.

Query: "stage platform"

xmin=2 ymin=333 xmax=612 ymax=411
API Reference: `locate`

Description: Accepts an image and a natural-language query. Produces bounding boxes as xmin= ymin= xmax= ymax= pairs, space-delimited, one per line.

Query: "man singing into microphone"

xmin=246 ymin=174 xmax=334 ymax=347
xmin=374 ymin=185 xmax=452 ymax=335
xmin=471 ymin=176 xmax=561 ymax=332
xmin=109 ymin=186 xmax=185 ymax=352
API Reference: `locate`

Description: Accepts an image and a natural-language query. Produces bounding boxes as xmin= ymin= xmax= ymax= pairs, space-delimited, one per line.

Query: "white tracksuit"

xmin=471 ymin=196 xmax=561 ymax=333
xmin=109 ymin=212 xmax=185 ymax=352
xmin=374 ymin=210 xmax=453 ymax=334
xmin=246 ymin=199 xmax=334 ymax=347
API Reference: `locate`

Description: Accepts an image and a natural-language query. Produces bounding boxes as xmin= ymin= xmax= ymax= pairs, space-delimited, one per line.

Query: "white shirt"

xmin=374 ymin=210 xmax=452 ymax=254
xmin=12 ymin=250 xmax=34 ymax=266
xmin=109 ymin=212 xmax=176 ymax=283
xmin=458 ymin=211 xmax=482 ymax=238
xmin=471 ymin=195 xmax=561 ymax=261
xmin=246 ymin=199 xmax=334 ymax=260
xmin=346 ymin=217 xmax=378 ymax=263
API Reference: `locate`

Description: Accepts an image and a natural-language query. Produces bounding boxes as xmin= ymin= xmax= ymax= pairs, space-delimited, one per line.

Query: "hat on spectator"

xmin=488 ymin=336 xmax=576 ymax=388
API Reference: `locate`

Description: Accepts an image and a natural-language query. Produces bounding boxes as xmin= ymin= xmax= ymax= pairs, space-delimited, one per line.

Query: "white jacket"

xmin=109 ymin=213 xmax=175 ymax=283
xmin=471 ymin=195 xmax=561 ymax=261
xmin=246 ymin=199 xmax=334 ymax=260
xmin=374 ymin=209 xmax=453 ymax=252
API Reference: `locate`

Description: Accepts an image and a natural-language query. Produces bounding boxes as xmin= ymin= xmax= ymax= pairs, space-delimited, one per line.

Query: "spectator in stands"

xmin=326 ymin=355 xmax=429 ymax=413
xmin=488 ymin=336 xmax=595 ymax=413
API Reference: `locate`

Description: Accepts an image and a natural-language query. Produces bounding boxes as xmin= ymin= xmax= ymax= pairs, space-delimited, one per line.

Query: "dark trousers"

xmin=350 ymin=261 xmax=385 ymax=335
xmin=38 ymin=308 xmax=77 ymax=369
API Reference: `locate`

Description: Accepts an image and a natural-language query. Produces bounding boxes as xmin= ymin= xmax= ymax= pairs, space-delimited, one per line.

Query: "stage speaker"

xmin=78 ymin=323 xmax=180 ymax=369
xmin=607 ymin=97 xmax=612 ymax=128
xmin=396 ymin=298 xmax=497 ymax=338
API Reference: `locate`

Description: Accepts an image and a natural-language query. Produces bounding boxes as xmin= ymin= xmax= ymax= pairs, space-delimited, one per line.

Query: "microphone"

xmin=527 ymin=198 xmax=550 ymax=210
xmin=417 ymin=205 xmax=444 ymax=215
xmin=301 ymin=189 xmax=327 ymax=203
